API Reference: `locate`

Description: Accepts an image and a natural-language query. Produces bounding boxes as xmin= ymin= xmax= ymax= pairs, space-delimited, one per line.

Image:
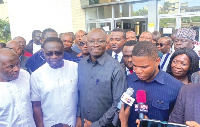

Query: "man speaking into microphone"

xmin=126 ymin=41 xmax=184 ymax=127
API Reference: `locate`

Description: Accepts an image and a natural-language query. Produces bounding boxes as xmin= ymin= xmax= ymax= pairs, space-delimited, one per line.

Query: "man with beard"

xmin=107 ymin=28 xmax=126 ymax=63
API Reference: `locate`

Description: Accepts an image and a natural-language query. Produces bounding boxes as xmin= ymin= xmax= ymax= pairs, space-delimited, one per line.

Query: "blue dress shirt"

xmin=127 ymin=70 xmax=184 ymax=127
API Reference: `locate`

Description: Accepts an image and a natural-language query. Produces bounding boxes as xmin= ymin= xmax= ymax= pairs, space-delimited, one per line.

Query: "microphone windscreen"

xmin=136 ymin=90 xmax=146 ymax=103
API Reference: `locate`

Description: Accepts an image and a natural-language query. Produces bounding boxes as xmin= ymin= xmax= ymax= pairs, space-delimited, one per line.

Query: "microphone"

xmin=112 ymin=88 xmax=135 ymax=126
xmin=135 ymin=90 xmax=148 ymax=119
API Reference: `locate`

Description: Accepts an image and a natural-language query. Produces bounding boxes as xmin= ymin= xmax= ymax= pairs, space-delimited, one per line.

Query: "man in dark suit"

xmin=107 ymin=28 xmax=126 ymax=63
xmin=25 ymin=30 xmax=41 ymax=55
xmin=121 ymin=40 xmax=137 ymax=75
xmin=169 ymin=83 xmax=200 ymax=125
xmin=6 ymin=40 xmax=29 ymax=70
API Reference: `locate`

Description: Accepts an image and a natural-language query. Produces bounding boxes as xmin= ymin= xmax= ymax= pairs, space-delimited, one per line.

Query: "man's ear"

xmin=156 ymin=57 xmax=161 ymax=66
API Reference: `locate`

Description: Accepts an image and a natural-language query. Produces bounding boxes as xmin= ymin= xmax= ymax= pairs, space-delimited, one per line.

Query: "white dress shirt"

xmin=31 ymin=60 xmax=78 ymax=127
xmin=33 ymin=43 xmax=41 ymax=54
xmin=111 ymin=51 xmax=123 ymax=63
xmin=0 ymin=69 xmax=36 ymax=127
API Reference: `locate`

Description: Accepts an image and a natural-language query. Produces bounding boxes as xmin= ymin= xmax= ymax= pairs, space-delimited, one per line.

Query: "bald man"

xmin=126 ymin=31 xmax=137 ymax=41
xmin=0 ymin=48 xmax=36 ymax=126
xmin=139 ymin=31 xmax=153 ymax=42
xmin=77 ymin=28 xmax=126 ymax=127
xmin=72 ymin=30 xmax=86 ymax=53
xmin=139 ymin=31 xmax=163 ymax=58
xmin=60 ymin=33 xmax=78 ymax=57
xmin=6 ymin=40 xmax=29 ymax=70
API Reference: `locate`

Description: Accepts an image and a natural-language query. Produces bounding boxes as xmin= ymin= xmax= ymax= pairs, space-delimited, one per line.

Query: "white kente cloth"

xmin=31 ymin=60 xmax=78 ymax=127
xmin=0 ymin=69 xmax=36 ymax=127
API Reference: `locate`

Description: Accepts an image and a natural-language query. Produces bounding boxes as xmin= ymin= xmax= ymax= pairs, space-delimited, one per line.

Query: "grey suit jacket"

xmin=20 ymin=55 xmax=29 ymax=70
xmin=169 ymin=83 xmax=200 ymax=124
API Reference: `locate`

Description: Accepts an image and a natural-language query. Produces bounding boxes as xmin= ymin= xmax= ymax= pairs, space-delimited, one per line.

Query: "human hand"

xmin=135 ymin=115 xmax=148 ymax=127
xmin=76 ymin=117 xmax=82 ymax=127
xmin=84 ymin=119 xmax=92 ymax=127
xmin=186 ymin=121 xmax=200 ymax=127
xmin=119 ymin=103 xmax=130 ymax=127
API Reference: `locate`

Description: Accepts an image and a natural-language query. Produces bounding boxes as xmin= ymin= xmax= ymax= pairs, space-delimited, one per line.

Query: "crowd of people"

xmin=0 ymin=26 xmax=200 ymax=127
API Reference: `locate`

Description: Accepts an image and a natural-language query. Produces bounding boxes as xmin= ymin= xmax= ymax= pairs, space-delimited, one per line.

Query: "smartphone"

xmin=140 ymin=119 xmax=189 ymax=127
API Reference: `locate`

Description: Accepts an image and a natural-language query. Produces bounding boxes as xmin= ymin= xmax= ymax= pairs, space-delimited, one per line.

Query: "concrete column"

xmin=148 ymin=0 xmax=158 ymax=32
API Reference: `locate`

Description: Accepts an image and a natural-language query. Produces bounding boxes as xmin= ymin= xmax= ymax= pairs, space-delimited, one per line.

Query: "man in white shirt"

xmin=107 ymin=28 xmax=126 ymax=63
xmin=0 ymin=48 xmax=36 ymax=127
xmin=31 ymin=37 xmax=78 ymax=127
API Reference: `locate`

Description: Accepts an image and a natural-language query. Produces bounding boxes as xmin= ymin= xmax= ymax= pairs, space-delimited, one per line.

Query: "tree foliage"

xmin=0 ymin=19 xmax=11 ymax=43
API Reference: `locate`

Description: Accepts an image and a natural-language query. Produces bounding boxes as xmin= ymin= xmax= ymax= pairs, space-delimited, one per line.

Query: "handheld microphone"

xmin=135 ymin=90 xmax=148 ymax=119
xmin=117 ymin=87 xmax=135 ymax=109
xmin=112 ymin=88 xmax=135 ymax=126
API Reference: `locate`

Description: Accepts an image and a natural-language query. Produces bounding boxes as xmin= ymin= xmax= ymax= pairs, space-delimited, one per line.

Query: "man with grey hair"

xmin=0 ymin=48 xmax=35 ymax=126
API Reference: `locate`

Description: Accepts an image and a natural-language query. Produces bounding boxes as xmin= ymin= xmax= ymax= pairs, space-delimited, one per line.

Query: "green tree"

xmin=0 ymin=19 xmax=11 ymax=43
xmin=132 ymin=9 xmax=148 ymax=16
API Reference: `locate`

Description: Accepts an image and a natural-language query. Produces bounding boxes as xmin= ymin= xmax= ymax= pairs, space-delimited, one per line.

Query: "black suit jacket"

xmin=106 ymin=49 xmax=123 ymax=64
xmin=25 ymin=40 xmax=34 ymax=54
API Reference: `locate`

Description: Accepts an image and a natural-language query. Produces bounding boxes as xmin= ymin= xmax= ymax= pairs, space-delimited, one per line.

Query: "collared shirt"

xmin=78 ymin=52 xmax=127 ymax=127
xmin=127 ymin=71 xmax=184 ymax=127
xmin=126 ymin=67 xmax=134 ymax=76
xmin=71 ymin=43 xmax=81 ymax=53
xmin=111 ymin=51 xmax=123 ymax=63
xmin=31 ymin=60 xmax=78 ymax=127
xmin=160 ymin=53 xmax=172 ymax=71
xmin=33 ymin=43 xmax=41 ymax=54
xmin=25 ymin=50 xmax=80 ymax=73
xmin=0 ymin=69 xmax=36 ymax=127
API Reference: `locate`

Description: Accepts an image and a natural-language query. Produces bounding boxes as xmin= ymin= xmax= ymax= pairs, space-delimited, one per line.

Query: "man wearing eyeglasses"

xmin=76 ymin=28 xmax=126 ymax=127
xmin=31 ymin=37 xmax=78 ymax=127
xmin=157 ymin=37 xmax=172 ymax=71
xmin=25 ymin=28 xmax=79 ymax=74
xmin=60 ymin=33 xmax=78 ymax=57
xmin=77 ymin=34 xmax=90 ymax=58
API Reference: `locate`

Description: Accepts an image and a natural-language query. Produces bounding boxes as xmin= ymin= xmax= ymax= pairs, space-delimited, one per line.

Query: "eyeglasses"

xmin=45 ymin=51 xmax=63 ymax=56
xmin=156 ymin=43 xmax=169 ymax=47
xmin=79 ymin=41 xmax=87 ymax=47
xmin=88 ymin=39 xmax=106 ymax=45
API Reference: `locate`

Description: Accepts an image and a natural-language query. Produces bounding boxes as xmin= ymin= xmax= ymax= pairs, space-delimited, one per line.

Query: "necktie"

xmin=114 ymin=54 xmax=118 ymax=60
xmin=129 ymin=69 xmax=133 ymax=74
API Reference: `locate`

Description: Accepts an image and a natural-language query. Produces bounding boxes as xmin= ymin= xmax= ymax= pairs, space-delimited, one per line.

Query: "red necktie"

xmin=129 ymin=69 xmax=133 ymax=74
